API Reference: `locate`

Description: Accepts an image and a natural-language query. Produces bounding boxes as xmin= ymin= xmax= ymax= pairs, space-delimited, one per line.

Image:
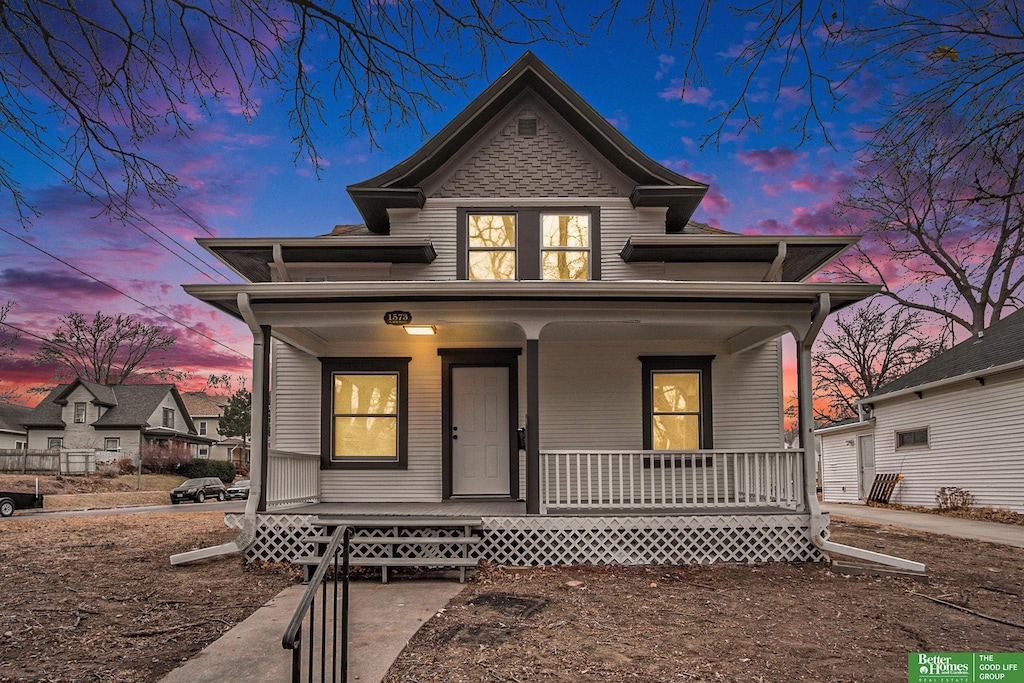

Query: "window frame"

xmin=319 ymin=357 xmax=411 ymax=470
xmin=47 ymin=437 xmax=63 ymax=450
xmin=104 ymin=437 xmax=120 ymax=453
xmin=540 ymin=212 xmax=593 ymax=281
xmin=895 ymin=427 xmax=929 ymax=450
xmin=457 ymin=207 xmax=601 ymax=281
xmin=198 ymin=420 xmax=208 ymax=436
xmin=74 ymin=402 xmax=87 ymax=423
xmin=640 ymin=356 xmax=715 ymax=451
xmin=162 ymin=408 xmax=175 ymax=429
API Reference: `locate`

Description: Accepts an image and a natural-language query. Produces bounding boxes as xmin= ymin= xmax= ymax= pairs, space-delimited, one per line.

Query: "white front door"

xmin=451 ymin=366 xmax=511 ymax=496
xmin=858 ymin=434 xmax=875 ymax=499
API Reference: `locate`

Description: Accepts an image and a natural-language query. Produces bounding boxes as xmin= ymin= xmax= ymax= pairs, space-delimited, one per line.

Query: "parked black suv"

xmin=170 ymin=477 xmax=227 ymax=504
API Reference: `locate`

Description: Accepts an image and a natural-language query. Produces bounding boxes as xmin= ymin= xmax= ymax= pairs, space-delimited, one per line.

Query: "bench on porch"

xmin=296 ymin=515 xmax=483 ymax=583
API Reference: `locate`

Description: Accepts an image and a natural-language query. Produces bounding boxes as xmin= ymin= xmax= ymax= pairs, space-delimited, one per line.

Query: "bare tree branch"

xmin=833 ymin=116 xmax=1024 ymax=335
xmin=812 ymin=299 xmax=947 ymax=424
xmin=0 ymin=1 xmax=580 ymax=225
xmin=33 ymin=311 xmax=177 ymax=384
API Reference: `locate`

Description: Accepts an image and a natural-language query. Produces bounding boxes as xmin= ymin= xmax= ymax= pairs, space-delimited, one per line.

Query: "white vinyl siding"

xmin=538 ymin=340 xmax=782 ymax=450
xmin=272 ymin=337 xmax=783 ymax=503
xmin=819 ymin=427 xmax=873 ymax=504
xmin=389 ymin=204 xmax=457 ymax=281
xmin=869 ymin=370 xmax=1024 ymax=512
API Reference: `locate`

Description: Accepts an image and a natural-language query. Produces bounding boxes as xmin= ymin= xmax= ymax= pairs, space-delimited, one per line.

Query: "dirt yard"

xmin=1 ymin=507 xmax=1022 ymax=683
xmin=384 ymin=519 xmax=1024 ymax=683
xmin=0 ymin=511 xmax=296 ymax=683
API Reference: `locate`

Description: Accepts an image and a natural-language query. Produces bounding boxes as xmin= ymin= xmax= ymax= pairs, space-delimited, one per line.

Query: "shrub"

xmin=116 ymin=457 xmax=137 ymax=475
xmin=142 ymin=442 xmax=192 ymax=475
xmin=936 ymin=486 xmax=975 ymax=510
xmin=95 ymin=460 xmax=119 ymax=478
xmin=176 ymin=458 xmax=237 ymax=484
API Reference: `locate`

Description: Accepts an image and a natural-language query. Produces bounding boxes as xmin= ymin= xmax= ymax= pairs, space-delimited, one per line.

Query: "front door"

xmin=858 ymin=434 xmax=875 ymax=500
xmin=451 ymin=366 xmax=511 ymax=496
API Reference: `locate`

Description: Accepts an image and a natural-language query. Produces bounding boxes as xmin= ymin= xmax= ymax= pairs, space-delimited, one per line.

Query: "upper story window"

xmin=468 ymin=214 xmax=517 ymax=280
xmin=162 ymin=408 xmax=175 ymax=429
xmin=74 ymin=402 xmax=87 ymax=423
xmin=542 ymin=213 xmax=590 ymax=280
xmin=459 ymin=208 xmax=599 ymax=281
xmin=198 ymin=420 xmax=208 ymax=436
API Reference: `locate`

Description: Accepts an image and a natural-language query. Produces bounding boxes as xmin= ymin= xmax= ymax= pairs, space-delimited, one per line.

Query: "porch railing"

xmin=283 ymin=525 xmax=350 ymax=683
xmin=266 ymin=449 xmax=320 ymax=509
xmin=540 ymin=450 xmax=804 ymax=513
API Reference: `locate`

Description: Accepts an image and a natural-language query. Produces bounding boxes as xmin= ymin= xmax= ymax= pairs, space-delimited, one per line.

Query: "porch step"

xmin=302 ymin=534 xmax=481 ymax=545
xmin=312 ymin=515 xmax=483 ymax=527
xmin=299 ymin=516 xmax=484 ymax=584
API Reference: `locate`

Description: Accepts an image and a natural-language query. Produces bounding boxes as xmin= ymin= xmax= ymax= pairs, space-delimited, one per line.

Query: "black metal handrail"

xmin=282 ymin=525 xmax=350 ymax=683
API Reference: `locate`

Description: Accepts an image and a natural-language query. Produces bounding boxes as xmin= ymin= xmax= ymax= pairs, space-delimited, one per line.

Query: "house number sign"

xmin=384 ymin=311 xmax=412 ymax=325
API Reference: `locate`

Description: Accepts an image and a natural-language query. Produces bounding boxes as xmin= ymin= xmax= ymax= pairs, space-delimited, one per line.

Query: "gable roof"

xmin=0 ymin=403 xmax=31 ymax=435
xmin=347 ymin=51 xmax=708 ymax=234
xmin=864 ymin=307 xmax=1024 ymax=402
xmin=182 ymin=391 xmax=227 ymax=417
xmin=21 ymin=382 xmax=198 ymax=433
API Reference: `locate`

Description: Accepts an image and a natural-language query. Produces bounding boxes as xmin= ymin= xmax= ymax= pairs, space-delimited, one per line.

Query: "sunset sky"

xmin=0 ymin=5 xmax=886 ymax=406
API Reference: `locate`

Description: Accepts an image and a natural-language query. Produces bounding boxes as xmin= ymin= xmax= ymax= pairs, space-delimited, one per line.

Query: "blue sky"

xmin=0 ymin=5 xmax=873 ymax=403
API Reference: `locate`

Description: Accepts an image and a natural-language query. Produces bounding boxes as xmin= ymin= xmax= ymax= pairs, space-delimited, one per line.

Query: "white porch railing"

xmin=265 ymin=449 xmax=320 ymax=509
xmin=540 ymin=450 xmax=804 ymax=514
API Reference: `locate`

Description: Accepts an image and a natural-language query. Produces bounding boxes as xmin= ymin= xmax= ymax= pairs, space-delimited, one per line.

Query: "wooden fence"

xmin=0 ymin=449 xmax=117 ymax=475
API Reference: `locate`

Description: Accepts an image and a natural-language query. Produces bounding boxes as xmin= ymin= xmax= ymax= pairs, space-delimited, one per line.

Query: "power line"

xmin=0 ymin=226 xmax=248 ymax=359
xmin=0 ymin=129 xmax=230 ymax=281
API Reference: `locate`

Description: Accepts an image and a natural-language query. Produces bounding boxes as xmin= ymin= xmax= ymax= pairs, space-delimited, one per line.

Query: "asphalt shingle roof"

xmin=20 ymin=382 xmax=194 ymax=431
xmin=865 ymin=307 xmax=1024 ymax=401
xmin=0 ymin=403 xmax=31 ymax=434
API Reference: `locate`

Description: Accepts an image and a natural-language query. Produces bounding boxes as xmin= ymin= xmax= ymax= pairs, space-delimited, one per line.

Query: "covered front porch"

xmin=189 ymin=280 xmax=875 ymax=567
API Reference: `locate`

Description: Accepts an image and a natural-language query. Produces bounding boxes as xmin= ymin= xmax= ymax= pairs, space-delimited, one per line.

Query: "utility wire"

xmin=0 ymin=226 xmax=248 ymax=359
xmin=0 ymin=129 xmax=230 ymax=281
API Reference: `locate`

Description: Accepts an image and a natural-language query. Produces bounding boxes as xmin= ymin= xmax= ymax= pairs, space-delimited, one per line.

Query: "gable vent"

xmin=517 ymin=117 xmax=538 ymax=137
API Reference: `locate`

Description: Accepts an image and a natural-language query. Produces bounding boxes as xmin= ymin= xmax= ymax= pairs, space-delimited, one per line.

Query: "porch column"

xmin=254 ymin=324 xmax=271 ymax=513
xmin=796 ymin=293 xmax=830 ymax=515
xmin=526 ymin=338 xmax=540 ymax=514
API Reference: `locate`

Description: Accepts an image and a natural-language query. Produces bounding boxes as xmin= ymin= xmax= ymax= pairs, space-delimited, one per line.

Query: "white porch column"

xmin=238 ymin=294 xmax=270 ymax=514
xmin=795 ymin=294 xmax=829 ymax=519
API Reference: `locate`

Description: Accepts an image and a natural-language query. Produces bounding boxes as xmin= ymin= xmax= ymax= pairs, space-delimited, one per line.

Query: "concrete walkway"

xmin=823 ymin=502 xmax=1024 ymax=549
xmin=159 ymin=578 xmax=465 ymax=683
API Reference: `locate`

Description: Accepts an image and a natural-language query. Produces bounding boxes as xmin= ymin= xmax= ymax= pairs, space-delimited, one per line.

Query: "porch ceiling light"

xmin=403 ymin=324 xmax=437 ymax=335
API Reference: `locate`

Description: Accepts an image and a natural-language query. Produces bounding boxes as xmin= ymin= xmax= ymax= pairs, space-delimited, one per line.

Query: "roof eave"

xmin=860 ymin=358 xmax=1024 ymax=405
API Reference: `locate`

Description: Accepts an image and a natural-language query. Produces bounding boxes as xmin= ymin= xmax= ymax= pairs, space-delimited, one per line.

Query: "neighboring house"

xmin=20 ymin=380 xmax=216 ymax=465
xmin=182 ymin=392 xmax=252 ymax=469
xmin=186 ymin=53 xmax=879 ymax=567
xmin=819 ymin=307 xmax=1024 ymax=513
xmin=0 ymin=403 xmax=31 ymax=450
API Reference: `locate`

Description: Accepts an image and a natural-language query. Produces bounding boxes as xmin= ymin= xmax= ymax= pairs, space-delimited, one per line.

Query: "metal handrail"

xmin=282 ymin=524 xmax=350 ymax=683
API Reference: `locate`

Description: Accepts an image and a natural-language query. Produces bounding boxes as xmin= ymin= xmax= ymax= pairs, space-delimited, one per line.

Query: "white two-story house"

xmin=185 ymin=53 xmax=894 ymax=569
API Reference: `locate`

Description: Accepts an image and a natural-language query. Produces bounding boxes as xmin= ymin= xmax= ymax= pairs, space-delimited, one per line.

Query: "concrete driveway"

xmin=824 ymin=502 xmax=1024 ymax=548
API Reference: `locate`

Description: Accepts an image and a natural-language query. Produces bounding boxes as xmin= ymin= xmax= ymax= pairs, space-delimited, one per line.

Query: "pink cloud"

xmin=737 ymin=147 xmax=806 ymax=172
xmin=657 ymin=80 xmax=719 ymax=108
xmin=654 ymin=54 xmax=675 ymax=81
xmin=688 ymin=172 xmax=731 ymax=216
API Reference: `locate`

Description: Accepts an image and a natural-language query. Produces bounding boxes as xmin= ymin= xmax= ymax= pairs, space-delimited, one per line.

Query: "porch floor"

xmin=279 ymin=501 xmax=803 ymax=517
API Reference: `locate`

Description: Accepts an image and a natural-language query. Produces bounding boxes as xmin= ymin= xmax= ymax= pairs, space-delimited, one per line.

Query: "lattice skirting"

xmin=480 ymin=514 xmax=828 ymax=565
xmin=227 ymin=512 xmax=829 ymax=566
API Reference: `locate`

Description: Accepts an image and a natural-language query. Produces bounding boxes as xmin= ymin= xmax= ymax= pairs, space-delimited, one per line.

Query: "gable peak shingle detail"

xmin=348 ymin=51 xmax=707 ymax=233
xmin=433 ymin=103 xmax=625 ymax=199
